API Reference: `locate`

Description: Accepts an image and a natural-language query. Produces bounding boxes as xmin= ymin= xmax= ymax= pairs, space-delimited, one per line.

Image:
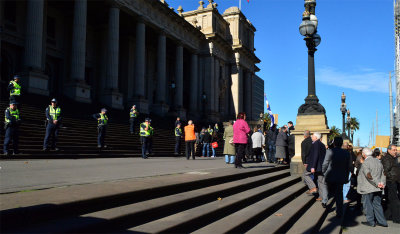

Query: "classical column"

xmin=214 ymin=58 xmax=220 ymax=114
xmin=107 ymin=6 xmax=119 ymax=90
xmin=156 ymin=32 xmax=166 ymax=103
xmin=70 ymin=0 xmax=87 ymax=83
xmin=231 ymin=64 xmax=243 ymax=116
xmin=134 ymin=20 xmax=146 ymax=98
xmin=101 ymin=6 xmax=123 ymax=109
xmin=245 ymin=72 xmax=252 ymax=119
xmin=66 ymin=0 xmax=91 ymax=103
xmin=208 ymin=56 xmax=215 ymax=113
xmin=189 ymin=53 xmax=198 ymax=113
xmin=24 ymin=0 xmax=44 ymax=71
xmin=175 ymin=44 xmax=183 ymax=109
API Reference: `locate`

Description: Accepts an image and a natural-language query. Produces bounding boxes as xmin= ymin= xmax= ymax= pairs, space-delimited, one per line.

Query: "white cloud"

xmin=316 ymin=67 xmax=389 ymax=93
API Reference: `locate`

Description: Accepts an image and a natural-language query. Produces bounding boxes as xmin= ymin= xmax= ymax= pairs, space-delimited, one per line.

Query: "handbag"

xmin=212 ymin=142 xmax=218 ymax=148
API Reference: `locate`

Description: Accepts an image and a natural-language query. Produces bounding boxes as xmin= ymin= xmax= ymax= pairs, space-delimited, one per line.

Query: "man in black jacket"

xmin=301 ymin=130 xmax=316 ymax=194
xmin=382 ymin=144 xmax=400 ymax=223
xmin=323 ymin=137 xmax=352 ymax=215
xmin=288 ymin=121 xmax=295 ymax=163
xmin=307 ymin=132 xmax=327 ymax=205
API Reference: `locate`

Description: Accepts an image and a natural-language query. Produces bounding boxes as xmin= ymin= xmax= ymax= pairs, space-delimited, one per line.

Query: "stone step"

xmin=1 ymin=166 xmax=288 ymax=232
xmin=247 ymin=191 xmax=316 ymax=234
xmin=193 ymin=182 xmax=307 ymax=234
xmin=286 ymin=197 xmax=335 ymax=234
xmin=128 ymin=175 xmax=301 ymax=233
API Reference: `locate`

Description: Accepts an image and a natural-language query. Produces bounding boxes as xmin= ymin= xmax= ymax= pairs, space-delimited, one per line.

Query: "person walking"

xmin=129 ymin=105 xmax=139 ymax=134
xmin=139 ymin=118 xmax=152 ymax=159
xmin=43 ymin=98 xmax=62 ymax=151
xmin=306 ymin=132 xmax=327 ymax=207
xmin=3 ymin=101 xmax=21 ymax=155
xmin=233 ymin=112 xmax=250 ymax=169
xmin=323 ymin=137 xmax=352 ymax=217
xmin=184 ymin=120 xmax=196 ymax=160
xmin=275 ymin=127 xmax=288 ymax=164
xmin=223 ymin=121 xmax=235 ymax=164
xmin=301 ymin=130 xmax=316 ymax=195
xmin=174 ymin=123 xmax=183 ymax=155
xmin=287 ymin=121 xmax=295 ymax=163
xmin=93 ymin=108 xmax=108 ymax=148
xmin=8 ymin=75 xmax=21 ymax=105
xmin=202 ymin=128 xmax=212 ymax=157
xmin=381 ymin=144 xmax=400 ymax=224
xmin=357 ymin=147 xmax=388 ymax=227
xmin=251 ymin=125 xmax=265 ymax=162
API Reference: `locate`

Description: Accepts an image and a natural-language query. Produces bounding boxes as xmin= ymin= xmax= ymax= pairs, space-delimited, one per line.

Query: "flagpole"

xmin=239 ymin=0 xmax=241 ymax=10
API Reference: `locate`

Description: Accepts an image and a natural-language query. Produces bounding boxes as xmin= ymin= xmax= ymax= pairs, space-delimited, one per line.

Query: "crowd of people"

xmin=299 ymin=130 xmax=400 ymax=227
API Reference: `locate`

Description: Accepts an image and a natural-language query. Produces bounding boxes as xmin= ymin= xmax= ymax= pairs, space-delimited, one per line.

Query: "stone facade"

xmin=0 ymin=0 xmax=261 ymax=121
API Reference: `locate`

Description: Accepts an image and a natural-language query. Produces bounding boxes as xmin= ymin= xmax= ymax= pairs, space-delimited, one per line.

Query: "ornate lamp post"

xmin=340 ymin=92 xmax=347 ymax=137
xmin=351 ymin=124 xmax=354 ymax=143
xmin=347 ymin=109 xmax=351 ymax=141
xmin=298 ymin=0 xmax=325 ymax=115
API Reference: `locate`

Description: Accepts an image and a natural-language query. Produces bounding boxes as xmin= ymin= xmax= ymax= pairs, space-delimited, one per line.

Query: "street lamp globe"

xmin=313 ymin=33 xmax=321 ymax=47
xmin=299 ymin=20 xmax=316 ymax=36
xmin=341 ymin=92 xmax=346 ymax=103
xmin=309 ymin=14 xmax=318 ymax=28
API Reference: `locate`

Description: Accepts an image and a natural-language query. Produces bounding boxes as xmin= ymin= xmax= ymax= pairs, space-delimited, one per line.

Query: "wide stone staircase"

xmin=0 ymin=166 xmax=338 ymax=233
xmin=0 ymin=94 xmax=223 ymax=159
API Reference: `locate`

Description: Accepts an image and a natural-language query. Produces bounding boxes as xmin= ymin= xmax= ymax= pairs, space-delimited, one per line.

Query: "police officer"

xmin=129 ymin=105 xmax=139 ymax=134
xmin=175 ymin=123 xmax=183 ymax=155
xmin=3 ymin=101 xmax=21 ymax=155
xmin=8 ymin=75 xmax=21 ymax=105
xmin=43 ymin=98 xmax=62 ymax=151
xmin=93 ymin=108 xmax=108 ymax=148
xmin=140 ymin=118 xmax=152 ymax=159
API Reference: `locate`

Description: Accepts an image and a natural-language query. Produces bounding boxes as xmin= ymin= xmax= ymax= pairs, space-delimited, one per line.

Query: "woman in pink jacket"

xmin=233 ymin=112 xmax=251 ymax=168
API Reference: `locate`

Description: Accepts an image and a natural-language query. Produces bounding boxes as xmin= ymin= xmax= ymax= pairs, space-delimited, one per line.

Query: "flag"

xmin=247 ymin=0 xmax=250 ymax=2
xmin=264 ymin=94 xmax=275 ymax=127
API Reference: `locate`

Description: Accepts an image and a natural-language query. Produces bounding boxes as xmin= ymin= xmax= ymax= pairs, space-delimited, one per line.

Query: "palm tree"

xmin=346 ymin=117 xmax=360 ymax=142
xmin=328 ymin=125 xmax=341 ymax=143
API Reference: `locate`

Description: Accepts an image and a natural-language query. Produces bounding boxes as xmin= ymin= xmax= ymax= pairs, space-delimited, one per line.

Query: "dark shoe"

xmin=322 ymin=203 xmax=327 ymax=208
xmin=361 ymin=221 xmax=375 ymax=227
xmin=376 ymin=223 xmax=388 ymax=227
xmin=43 ymin=148 xmax=49 ymax=151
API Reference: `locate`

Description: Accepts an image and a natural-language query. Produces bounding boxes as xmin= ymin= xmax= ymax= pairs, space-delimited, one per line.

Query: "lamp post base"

xmin=298 ymin=96 xmax=326 ymax=115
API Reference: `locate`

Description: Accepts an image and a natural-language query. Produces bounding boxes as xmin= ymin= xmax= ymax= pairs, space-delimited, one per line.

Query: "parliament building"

xmin=0 ymin=0 xmax=263 ymax=121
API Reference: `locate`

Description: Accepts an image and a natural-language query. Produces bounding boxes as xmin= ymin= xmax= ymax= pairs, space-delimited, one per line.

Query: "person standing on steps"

xmin=223 ymin=121 xmax=235 ymax=164
xmin=129 ymin=105 xmax=139 ymax=134
xmin=184 ymin=120 xmax=196 ymax=160
xmin=43 ymin=98 xmax=62 ymax=151
xmin=93 ymin=108 xmax=108 ymax=149
xmin=3 ymin=101 xmax=21 ymax=156
xmin=140 ymin=118 xmax=152 ymax=159
xmin=8 ymin=75 xmax=22 ymax=106
xmin=175 ymin=123 xmax=183 ymax=155
xmin=233 ymin=112 xmax=250 ymax=169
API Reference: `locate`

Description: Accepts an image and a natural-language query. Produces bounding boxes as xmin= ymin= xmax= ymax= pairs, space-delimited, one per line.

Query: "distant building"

xmin=251 ymin=75 xmax=264 ymax=121
xmin=0 ymin=0 xmax=263 ymax=121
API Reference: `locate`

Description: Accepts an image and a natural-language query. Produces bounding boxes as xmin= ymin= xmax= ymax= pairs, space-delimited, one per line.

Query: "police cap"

xmin=9 ymin=100 xmax=18 ymax=105
xmin=145 ymin=118 xmax=150 ymax=122
xmin=101 ymin=108 xmax=107 ymax=112
xmin=13 ymin=75 xmax=21 ymax=80
xmin=51 ymin=98 xmax=57 ymax=103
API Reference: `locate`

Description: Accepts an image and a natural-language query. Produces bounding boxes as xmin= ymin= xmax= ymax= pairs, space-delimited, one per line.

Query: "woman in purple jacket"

xmin=233 ymin=112 xmax=251 ymax=168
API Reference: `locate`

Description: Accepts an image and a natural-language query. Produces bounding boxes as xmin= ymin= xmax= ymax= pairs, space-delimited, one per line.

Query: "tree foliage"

xmin=328 ymin=125 xmax=341 ymax=143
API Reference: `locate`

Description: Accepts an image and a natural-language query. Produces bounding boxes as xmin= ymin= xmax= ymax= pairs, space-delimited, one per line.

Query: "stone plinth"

xmin=290 ymin=114 xmax=330 ymax=176
xmin=65 ymin=82 xmax=91 ymax=103
xmin=102 ymin=90 xmax=123 ymax=110
xmin=20 ymin=71 xmax=49 ymax=96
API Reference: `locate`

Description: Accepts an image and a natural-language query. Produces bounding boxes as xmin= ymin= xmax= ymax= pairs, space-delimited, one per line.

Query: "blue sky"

xmin=171 ymin=0 xmax=394 ymax=147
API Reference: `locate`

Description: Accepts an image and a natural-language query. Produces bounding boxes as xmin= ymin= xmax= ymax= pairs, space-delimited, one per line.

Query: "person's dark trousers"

xmin=363 ymin=192 xmax=388 ymax=226
xmin=141 ymin=137 xmax=149 ymax=158
xmin=186 ymin=140 xmax=195 ymax=159
xmin=97 ymin=125 xmax=106 ymax=147
xmin=268 ymin=140 xmax=276 ymax=162
xmin=175 ymin=136 xmax=181 ymax=154
xmin=386 ymin=180 xmax=400 ymax=223
xmin=329 ymin=183 xmax=344 ymax=216
xmin=3 ymin=126 xmax=19 ymax=154
xmin=129 ymin=118 xmax=135 ymax=133
xmin=235 ymin=144 xmax=246 ymax=167
xmin=43 ymin=123 xmax=59 ymax=149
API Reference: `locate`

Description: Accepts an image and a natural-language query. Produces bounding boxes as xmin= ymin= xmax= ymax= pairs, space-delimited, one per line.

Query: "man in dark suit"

xmin=306 ymin=132 xmax=327 ymax=207
xmin=323 ymin=137 xmax=352 ymax=217
xmin=301 ymin=130 xmax=316 ymax=194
